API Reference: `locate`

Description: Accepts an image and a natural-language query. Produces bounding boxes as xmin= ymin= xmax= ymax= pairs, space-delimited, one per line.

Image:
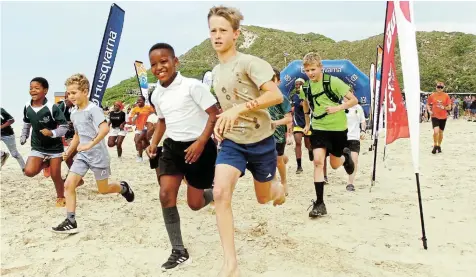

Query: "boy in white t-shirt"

xmin=145 ymin=42 xmax=219 ymax=271
xmin=345 ymin=96 xmax=366 ymax=192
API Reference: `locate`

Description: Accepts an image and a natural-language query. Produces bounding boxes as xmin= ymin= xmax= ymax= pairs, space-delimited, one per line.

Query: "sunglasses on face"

xmin=437 ymin=86 xmax=444 ymax=89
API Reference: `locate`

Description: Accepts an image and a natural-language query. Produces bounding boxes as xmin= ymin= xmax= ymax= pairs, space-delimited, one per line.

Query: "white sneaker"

xmin=136 ymin=157 xmax=143 ymax=163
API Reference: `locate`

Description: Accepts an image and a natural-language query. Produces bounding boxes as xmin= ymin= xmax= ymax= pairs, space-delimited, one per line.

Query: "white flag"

xmin=394 ymin=0 xmax=421 ymax=173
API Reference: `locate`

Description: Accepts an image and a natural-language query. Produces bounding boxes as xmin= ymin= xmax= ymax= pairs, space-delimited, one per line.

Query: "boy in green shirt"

xmin=21 ymin=77 xmax=69 ymax=207
xmin=300 ymin=52 xmax=357 ymax=218
xmin=269 ymin=68 xmax=292 ymax=195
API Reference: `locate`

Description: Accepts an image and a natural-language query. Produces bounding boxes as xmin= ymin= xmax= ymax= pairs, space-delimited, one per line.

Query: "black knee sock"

xmin=162 ymin=206 xmax=185 ymax=251
xmin=297 ymin=158 xmax=302 ymax=168
xmin=203 ymin=189 xmax=214 ymax=206
xmin=314 ymin=182 xmax=325 ymax=205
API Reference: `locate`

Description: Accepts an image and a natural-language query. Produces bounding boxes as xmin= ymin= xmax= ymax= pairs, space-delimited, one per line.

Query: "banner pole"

xmin=415 ymin=173 xmax=428 ymax=249
xmin=370 ymin=1 xmax=389 ymax=192
xmin=369 ymin=46 xmax=379 ymax=151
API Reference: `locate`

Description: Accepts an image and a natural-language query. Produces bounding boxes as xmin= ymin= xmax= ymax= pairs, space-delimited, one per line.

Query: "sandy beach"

xmin=1 ymin=119 xmax=475 ymax=277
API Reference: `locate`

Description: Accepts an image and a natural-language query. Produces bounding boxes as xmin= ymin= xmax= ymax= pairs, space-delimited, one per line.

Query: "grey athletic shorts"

xmin=70 ymin=159 xmax=110 ymax=180
xmin=29 ymin=150 xmax=63 ymax=159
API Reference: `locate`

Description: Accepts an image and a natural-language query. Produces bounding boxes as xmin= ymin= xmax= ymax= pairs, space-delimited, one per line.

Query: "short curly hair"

xmin=65 ymin=73 xmax=90 ymax=92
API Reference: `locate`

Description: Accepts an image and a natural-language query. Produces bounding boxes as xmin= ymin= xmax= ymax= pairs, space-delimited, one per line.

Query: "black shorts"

xmin=347 ymin=140 xmax=361 ymax=154
xmin=431 ymin=117 xmax=447 ymax=131
xmin=276 ymin=142 xmax=286 ymax=156
xmin=158 ymin=138 xmax=217 ymax=190
xmin=310 ymin=129 xmax=348 ymax=157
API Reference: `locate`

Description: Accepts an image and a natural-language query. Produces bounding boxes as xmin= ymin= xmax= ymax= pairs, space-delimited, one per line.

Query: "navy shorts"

xmin=216 ymin=136 xmax=277 ymax=183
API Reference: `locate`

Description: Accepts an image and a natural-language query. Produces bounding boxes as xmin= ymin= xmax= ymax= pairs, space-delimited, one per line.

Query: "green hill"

xmin=103 ymin=25 xmax=476 ymax=107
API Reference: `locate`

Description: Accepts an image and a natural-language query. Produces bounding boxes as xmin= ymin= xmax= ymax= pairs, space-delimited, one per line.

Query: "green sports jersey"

xmin=56 ymin=100 xmax=72 ymax=121
xmin=23 ymin=98 xmax=67 ymax=153
xmin=268 ymin=96 xmax=291 ymax=143
xmin=299 ymin=75 xmax=350 ymax=131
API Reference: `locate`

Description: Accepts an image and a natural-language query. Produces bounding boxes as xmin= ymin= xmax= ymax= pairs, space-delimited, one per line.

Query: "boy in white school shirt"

xmin=344 ymin=93 xmax=366 ymax=192
xmin=146 ymin=43 xmax=219 ymax=271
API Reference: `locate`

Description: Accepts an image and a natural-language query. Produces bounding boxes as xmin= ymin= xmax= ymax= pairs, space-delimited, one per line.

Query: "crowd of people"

xmin=0 ymin=5 xmax=470 ymax=277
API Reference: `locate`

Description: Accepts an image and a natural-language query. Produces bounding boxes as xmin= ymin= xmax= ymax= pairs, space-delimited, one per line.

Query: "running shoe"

xmin=51 ymin=218 xmax=78 ymax=234
xmin=296 ymin=167 xmax=303 ymax=174
xmin=346 ymin=184 xmax=355 ymax=191
xmin=436 ymin=146 xmax=442 ymax=153
xmin=56 ymin=198 xmax=66 ymax=207
xmin=308 ymin=200 xmax=327 ymax=218
xmin=120 ymin=181 xmax=135 ymax=202
xmin=161 ymin=249 xmax=190 ymax=271
xmin=431 ymin=146 xmax=437 ymax=154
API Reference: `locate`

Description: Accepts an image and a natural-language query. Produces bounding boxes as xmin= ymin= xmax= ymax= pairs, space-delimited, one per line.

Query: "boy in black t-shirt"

xmin=1 ymin=107 xmax=25 ymax=171
xmin=107 ymin=101 xmax=127 ymax=157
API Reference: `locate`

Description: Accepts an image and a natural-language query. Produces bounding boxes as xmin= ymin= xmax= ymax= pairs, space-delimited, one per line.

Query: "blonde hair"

xmin=65 ymin=73 xmax=90 ymax=92
xmin=303 ymin=52 xmax=323 ymax=67
xmin=208 ymin=6 xmax=244 ymax=31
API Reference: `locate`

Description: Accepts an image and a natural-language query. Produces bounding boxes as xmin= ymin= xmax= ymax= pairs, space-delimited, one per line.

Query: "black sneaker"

xmin=431 ymin=146 xmax=437 ymax=154
xmin=308 ymin=200 xmax=327 ymax=218
xmin=161 ymin=249 xmax=190 ymax=271
xmin=308 ymin=150 xmax=314 ymax=161
xmin=296 ymin=167 xmax=303 ymax=174
xmin=120 ymin=181 xmax=135 ymax=202
xmin=51 ymin=218 xmax=78 ymax=234
xmin=436 ymin=146 xmax=442 ymax=153
xmin=342 ymin=148 xmax=355 ymax=175
xmin=346 ymin=184 xmax=355 ymax=191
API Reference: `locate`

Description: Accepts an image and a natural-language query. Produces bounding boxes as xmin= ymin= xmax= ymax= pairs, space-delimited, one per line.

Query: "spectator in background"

xmin=470 ymin=96 xmax=476 ymax=122
xmin=453 ymin=97 xmax=460 ymax=119
xmin=464 ymin=96 xmax=472 ymax=120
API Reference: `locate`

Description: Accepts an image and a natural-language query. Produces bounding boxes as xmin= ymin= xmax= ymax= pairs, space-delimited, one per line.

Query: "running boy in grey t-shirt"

xmin=52 ymin=73 xmax=135 ymax=234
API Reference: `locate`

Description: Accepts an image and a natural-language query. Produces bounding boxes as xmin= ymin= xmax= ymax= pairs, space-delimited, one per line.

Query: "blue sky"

xmin=1 ymin=1 xmax=475 ymax=119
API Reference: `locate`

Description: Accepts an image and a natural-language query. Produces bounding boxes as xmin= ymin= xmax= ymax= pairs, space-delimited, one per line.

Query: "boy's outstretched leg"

xmin=52 ymin=162 xmax=134 ymax=234
xmin=309 ymin=148 xmax=328 ymax=218
xmin=159 ymin=174 xmax=189 ymax=271
xmin=214 ymin=164 xmax=241 ymax=277
xmin=49 ymin=157 xmax=65 ymax=207
xmin=52 ymin=172 xmax=82 ymax=233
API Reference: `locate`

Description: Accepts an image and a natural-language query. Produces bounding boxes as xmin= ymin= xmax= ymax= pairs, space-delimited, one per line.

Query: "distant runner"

xmin=427 ymin=82 xmax=451 ymax=154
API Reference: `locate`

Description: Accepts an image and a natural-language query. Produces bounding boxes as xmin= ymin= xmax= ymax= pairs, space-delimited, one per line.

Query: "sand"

xmin=1 ymin=119 xmax=475 ymax=277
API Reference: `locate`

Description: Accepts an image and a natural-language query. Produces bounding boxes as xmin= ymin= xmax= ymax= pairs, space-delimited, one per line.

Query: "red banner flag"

xmin=381 ymin=1 xmax=409 ymax=145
